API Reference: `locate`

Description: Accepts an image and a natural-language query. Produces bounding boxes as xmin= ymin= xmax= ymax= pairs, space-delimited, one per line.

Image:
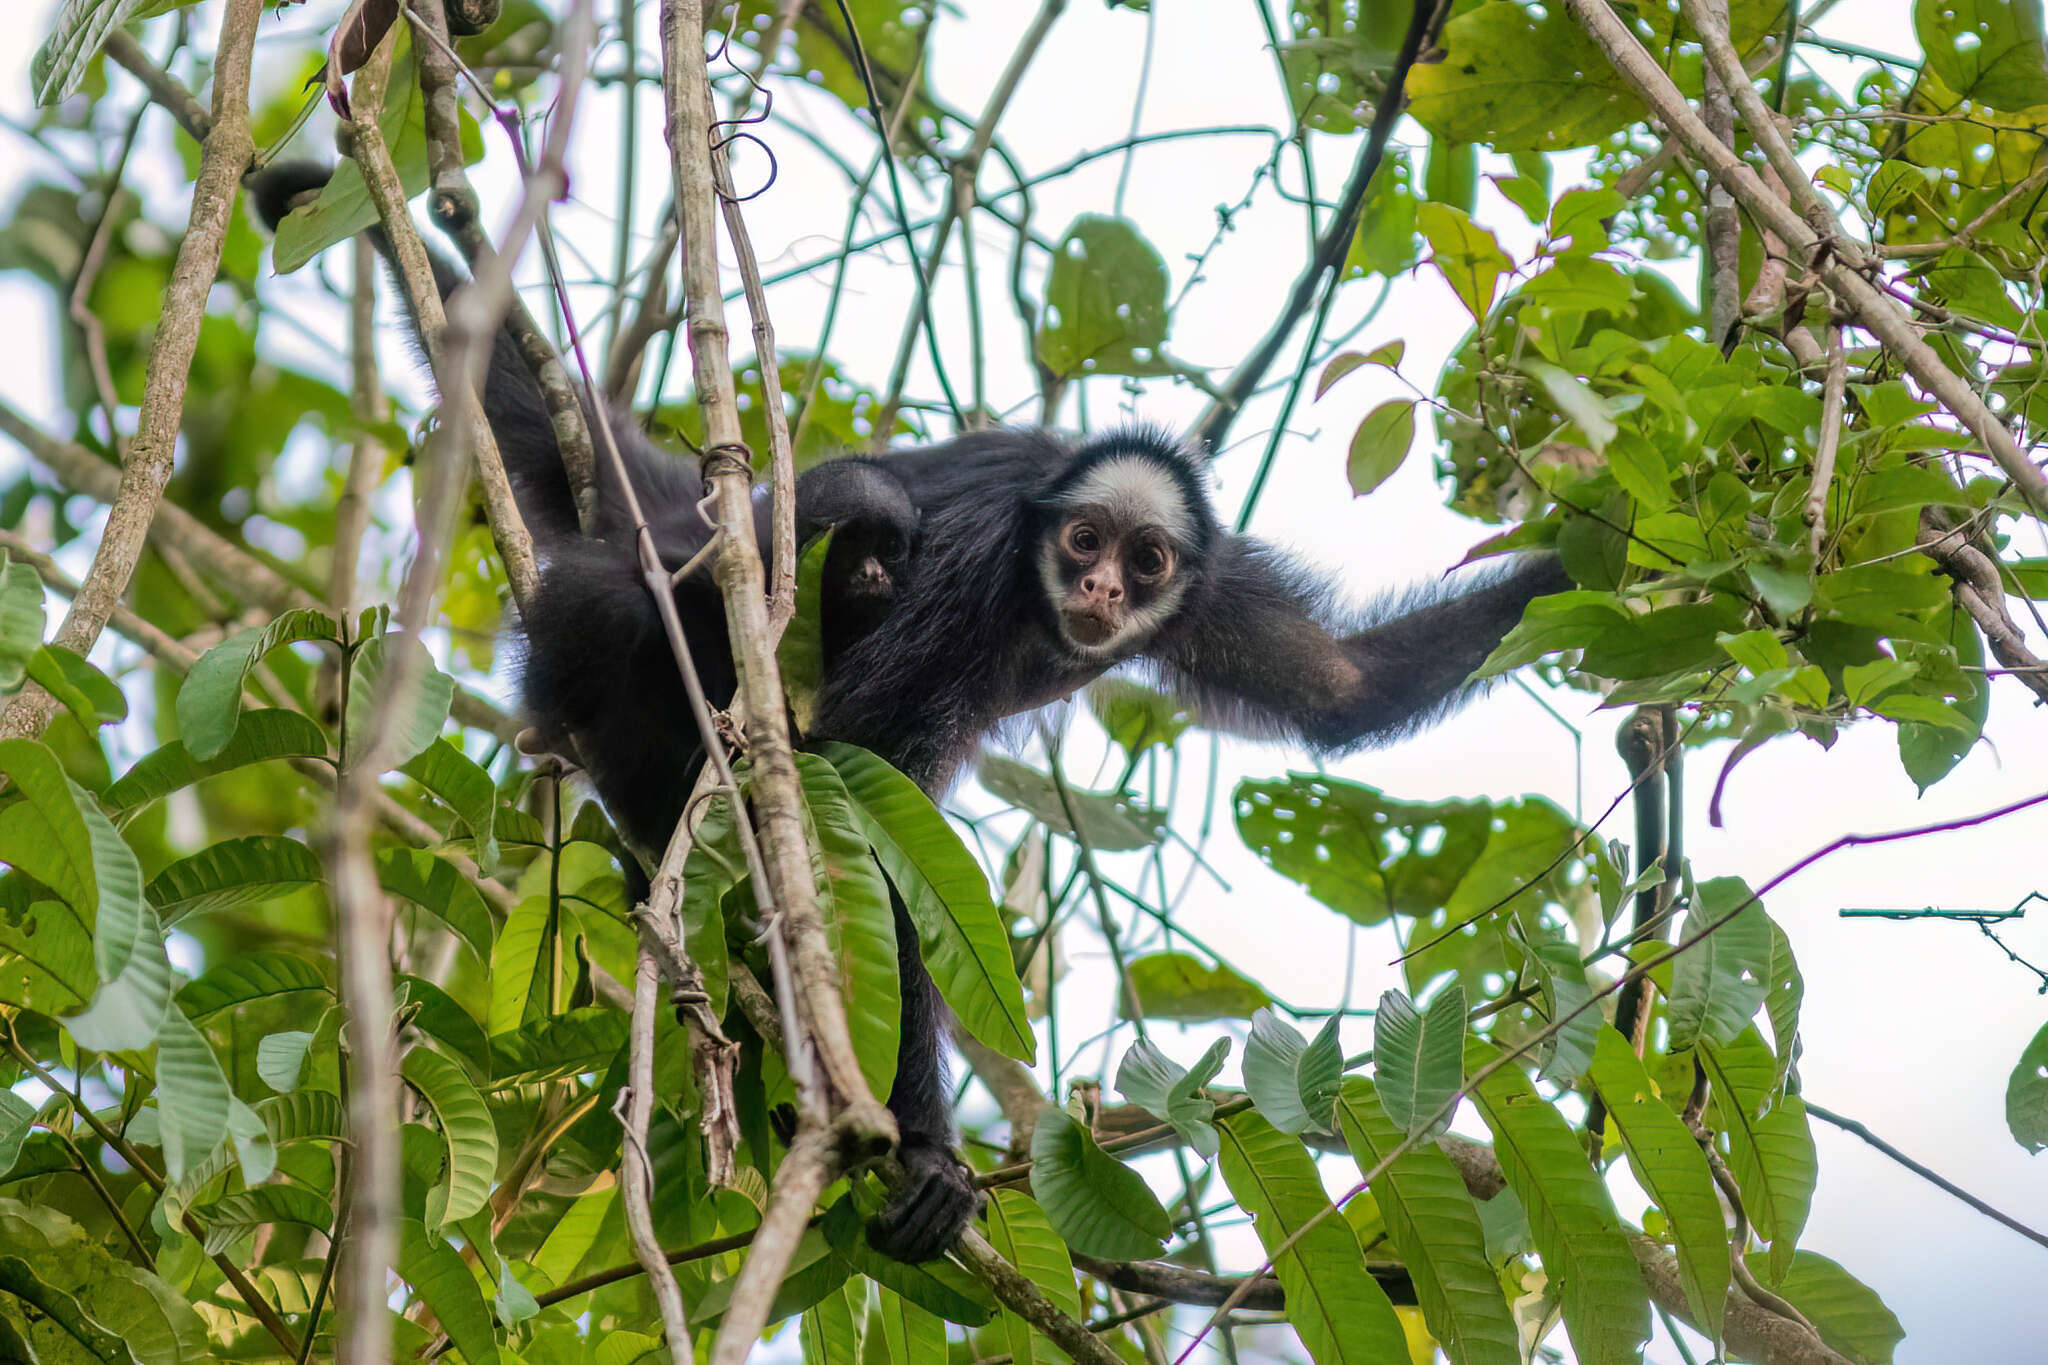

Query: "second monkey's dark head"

xmin=793 ymin=456 xmax=922 ymax=664
xmin=1031 ymin=427 xmax=1219 ymax=660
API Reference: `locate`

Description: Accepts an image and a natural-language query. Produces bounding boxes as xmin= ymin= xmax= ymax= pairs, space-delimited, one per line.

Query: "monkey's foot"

xmin=867 ymin=1139 xmax=982 ymax=1264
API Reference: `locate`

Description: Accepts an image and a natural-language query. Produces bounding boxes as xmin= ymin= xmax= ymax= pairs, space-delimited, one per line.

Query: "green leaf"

xmin=345 ymin=633 xmax=456 ymax=771
xmin=487 ymin=895 xmax=551 ymax=1037
xmin=976 ymin=754 xmax=1164 ymax=850
xmin=1417 ymin=202 xmax=1512 ymax=321
xmin=1334 ymin=1080 xmax=1516 ymax=1365
xmin=678 ymin=792 xmax=738 ymax=1018
xmin=1745 ymin=1249 xmax=1904 ymax=1365
xmin=1122 ymin=951 xmax=1271 ymax=1022
xmin=177 ymin=610 xmax=339 ymax=761
xmin=31 ymin=0 xmax=190 ymax=104
xmin=401 ymin=740 xmax=501 ymax=872
xmin=1373 ymin=986 xmax=1467 ymax=1137
xmin=145 ymin=835 xmax=324 ymax=924
xmin=1243 ymin=1008 xmax=1343 ymax=1135
xmin=782 ymin=529 xmax=833 ymax=732
xmin=1114 ymin=1036 xmax=1229 ymax=1160
xmin=257 ymin=1091 xmax=346 ymax=1145
xmin=0 ymin=740 xmax=142 ymax=968
xmin=26 ymin=646 xmax=126 ymax=728
xmin=1035 ymin=215 xmax=1174 ymax=380
xmin=868 ymin=1285 xmax=948 ymax=1364
xmin=379 ymin=849 xmax=494 ymax=962
xmin=1587 ymin=1030 xmax=1728 ymax=1341
xmin=0 ymin=1253 xmax=140 ymax=1364
xmin=2007 ymin=1017 xmax=2048 ymax=1152
xmin=795 ymin=754 xmax=901 ymax=1097
xmin=1702 ymin=1030 xmax=1816 ymax=1282
xmin=1027 ymin=1105 xmax=1170 ymax=1259
xmin=256 ymin=1030 xmax=315 ymax=1092
xmin=1215 ymin=1109 xmax=1410 ymax=1365
xmin=488 ymin=1007 xmax=629 ymax=1086
xmin=104 ymin=710 xmax=330 ymax=812
xmin=1466 ymin=1037 xmax=1649 ymax=1365
xmin=1407 ymin=0 xmax=1640 ymax=150
xmin=981 ymin=1190 xmax=1081 ymax=1365
xmin=153 ymin=1007 xmax=233 ymax=1183
xmin=495 ymin=1262 xmax=539 ymax=1330
xmin=0 ymin=1090 xmax=35 ymax=1179
xmin=0 ymin=895 xmax=94 ymax=1015
xmin=178 ymin=951 xmax=329 ymax=1018
xmin=1345 ymin=400 xmax=1416 ymax=496
xmin=402 ymin=1044 xmax=500 ymax=1227
xmin=821 ymin=1197 xmax=996 ymax=1325
xmin=197 ymin=1184 xmax=333 ymax=1256
xmin=799 ymin=1281 xmax=862 ymax=1365
xmin=1665 ymin=877 xmax=1771 ymax=1050
xmin=1916 ymin=0 xmax=2048 ymax=109
xmin=1087 ymin=679 xmax=1191 ymax=756
xmin=397 ymin=975 xmax=491 ymax=1079
xmin=0 ymin=549 xmax=47 ymax=692
xmin=822 ymin=742 xmax=1033 ymax=1062
xmin=1523 ymin=359 xmax=1618 ymax=452
xmin=1763 ymin=919 xmax=1805 ymax=1086
xmin=398 ymin=1218 xmax=499 ymax=1364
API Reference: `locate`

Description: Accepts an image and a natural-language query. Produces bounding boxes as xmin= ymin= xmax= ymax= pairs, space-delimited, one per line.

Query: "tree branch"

xmin=0 ymin=0 xmax=260 ymax=742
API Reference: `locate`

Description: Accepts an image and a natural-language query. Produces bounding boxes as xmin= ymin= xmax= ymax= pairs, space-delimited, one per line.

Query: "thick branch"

xmin=1 ymin=0 xmax=260 ymax=741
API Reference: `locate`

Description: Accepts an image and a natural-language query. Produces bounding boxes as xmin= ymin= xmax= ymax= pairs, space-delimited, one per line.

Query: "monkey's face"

xmin=1037 ymin=454 xmax=1196 ymax=659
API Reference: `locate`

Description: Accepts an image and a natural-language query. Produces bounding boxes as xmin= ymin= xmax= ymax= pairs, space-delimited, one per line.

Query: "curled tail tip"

xmin=244 ymin=159 xmax=333 ymax=233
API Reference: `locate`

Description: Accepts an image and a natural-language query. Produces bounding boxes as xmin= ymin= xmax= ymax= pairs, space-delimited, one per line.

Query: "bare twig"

xmin=1917 ymin=508 xmax=2048 ymax=704
xmin=1808 ymin=323 xmax=1846 ymax=560
xmin=334 ymin=234 xmax=391 ymax=614
xmin=1699 ymin=0 xmax=1740 ymax=345
xmin=619 ymin=950 xmax=696 ymax=1363
xmin=103 ymin=29 xmax=212 ymax=142
xmin=0 ymin=0 xmax=259 ymax=742
xmin=1806 ymin=1100 xmax=2048 ymax=1251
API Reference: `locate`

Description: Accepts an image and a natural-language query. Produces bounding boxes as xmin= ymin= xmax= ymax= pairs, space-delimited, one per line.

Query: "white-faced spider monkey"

xmin=253 ymin=162 xmax=1571 ymax=1266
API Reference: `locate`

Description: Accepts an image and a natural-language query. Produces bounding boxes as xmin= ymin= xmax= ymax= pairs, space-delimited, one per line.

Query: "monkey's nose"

xmin=1081 ymin=575 xmax=1123 ymax=602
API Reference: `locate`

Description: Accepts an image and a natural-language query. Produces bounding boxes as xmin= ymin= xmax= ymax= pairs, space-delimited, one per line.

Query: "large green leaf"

xmin=401 ymin=739 xmax=501 ymax=872
xmin=257 ymin=1091 xmax=346 ymax=1145
xmin=402 ymin=1045 xmax=500 ymax=1226
xmin=1407 ymin=0 xmax=1642 ymax=150
xmin=1666 ymin=877 xmax=1771 ymax=1050
xmin=977 ymin=754 xmax=1164 ymax=850
xmin=821 ymin=1197 xmax=996 ymax=1326
xmin=1916 ymin=0 xmax=2048 ymax=109
xmin=344 ymin=633 xmax=456 ymax=773
xmin=1027 ymin=1105 xmax=1170 ymax=1259
xmin=782 ymin=530 xmax=833 ymax=732
xmin=1333 ymin=1080 xmax=1517 ymax=1365
xmin=795 ymin=754 xmax=901 ymax=1098
xmin=1372 ymin=986 xmax=1466 ymax=1137
xmin=176 ymin=610 xmax=340 ymax=761
xmin=487 ymin=895 xmax=552 ymax=1037
xmin=799 ymin=1281 xmax=862 ymax=1365
xmin=1587 ymin=1030 xmax=1728 ymax=1341
xmin=398 ymin=1218 xmax=499 ymax=1364
xmin=25 ymin=645 xmax=126 ymax=729
xmin=1743 ymin=1249 xmax=1903 ymax=1365
xmin=1705 ymin=1032 xmax=1817 ymax=1283
xmin=1243 ymin=1008 xmax=1344 ymax=1135
xmin=1122 ymin=951 xmax=1271 ymax=1022
xmin=0 ymin=895 xmax=95 ymax=1015
xmin=104 ymin=710 xmax=330 ymax=813
xmin=0 ymin=1253 xmax=141 ymax=1364
xmin=488 ymin=1007 xmax=629 ymax=1086
xmin=30 ymin=0 xmax=193 ymax=104
xmin=821 ymin=742 xmax=1032 ymax=1061
xmin=1115 ymin=1036 xmax=1229 ymax=1160
xmin=397 ymin=975 xmax=491 ymax=1080
xmin=1035 ymin=215 xmax=1174 ymax=380
xmin=981 ymin=1189 xmax=1081 ymax=1365
xmin=178 ymin=951 xmax=330 ymax=1017
xmin=868 ymin=1284 xmax=948 ymax=1364
xmin=1215 ymin=1109 xmax=1409 ymax=1365
xmin=152 ymin=1007 xmax=233 ymax=1183
xmin=0 ymin=552 xmax=47 ymax=692
xmin=0 ymin=1090 xmax=35 ymax=1180
xmin=196 ymin=1184 xmax=333 ymax=1256
xmin=145 ymin=835 xmax=323 ymax=924
xmin=0 ymin=740 xmax=142 ymax=969
xmin=2007 ymin=1017 xmax=2048 ymax=1152
xmin=379 ymin=848 xmax=495 ymax=962
xmin=1466 ymin=1038 xmax=1649 ymax=1365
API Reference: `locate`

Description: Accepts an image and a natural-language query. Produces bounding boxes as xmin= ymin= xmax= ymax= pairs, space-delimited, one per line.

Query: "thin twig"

xmin=619 ymin=950 xmax=696 ymax=1363
xmin=1807 ymin=323 xmax=1846 ymax=560
xmin=1806 ymin=1100 xmax=2048 ymax=1252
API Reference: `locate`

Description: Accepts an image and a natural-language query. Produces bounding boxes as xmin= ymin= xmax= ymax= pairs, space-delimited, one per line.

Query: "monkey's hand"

xmin=867 ymin=1137 xmax=982 ymax=1264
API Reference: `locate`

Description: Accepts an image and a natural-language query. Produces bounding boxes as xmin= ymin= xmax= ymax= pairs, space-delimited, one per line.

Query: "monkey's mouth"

xmin=1061 ymin=610 xmax=1120 ymax=646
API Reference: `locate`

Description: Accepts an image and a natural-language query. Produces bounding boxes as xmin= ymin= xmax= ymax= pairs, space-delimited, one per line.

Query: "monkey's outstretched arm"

xmin=1157 ymin=541 xmax=1570 ymax=750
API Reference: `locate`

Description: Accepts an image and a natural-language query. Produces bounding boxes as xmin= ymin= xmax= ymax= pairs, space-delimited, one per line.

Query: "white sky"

xmin=2 ymin=2 xmax=2046 ymax=1362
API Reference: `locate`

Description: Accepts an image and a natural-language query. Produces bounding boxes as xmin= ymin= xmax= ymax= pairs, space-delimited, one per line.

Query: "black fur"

xmin=251 ymin=161 xmax=1566 ymax=1265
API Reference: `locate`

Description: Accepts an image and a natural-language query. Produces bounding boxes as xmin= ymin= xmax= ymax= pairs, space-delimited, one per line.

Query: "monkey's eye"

xmin=1067 ymin=523 xmax=1102 ymax=556
xmin=1133 ymin=541 xmax=1173 ymax=581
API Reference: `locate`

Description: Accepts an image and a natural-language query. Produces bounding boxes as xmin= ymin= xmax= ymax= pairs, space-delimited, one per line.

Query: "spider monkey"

xmin=251 ymin=162 xmax=1571 ymax=1265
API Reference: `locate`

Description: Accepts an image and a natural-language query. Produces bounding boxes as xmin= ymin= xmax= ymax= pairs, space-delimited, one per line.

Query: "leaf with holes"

xmin=1036 ymin=215 xmax=1175 ymax=380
